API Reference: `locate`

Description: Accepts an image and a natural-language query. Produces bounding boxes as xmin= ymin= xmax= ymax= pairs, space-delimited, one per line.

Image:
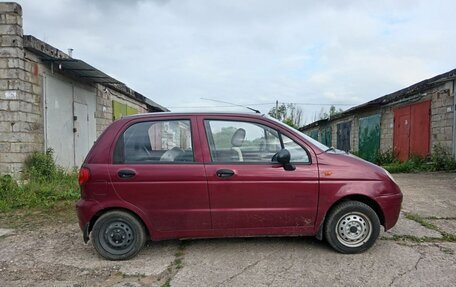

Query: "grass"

xmin=0 ymin=149 xmax=80 ymax=225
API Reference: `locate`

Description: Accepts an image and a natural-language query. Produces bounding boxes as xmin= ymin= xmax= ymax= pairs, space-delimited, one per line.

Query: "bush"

xmin=23 ymin=148 xmax=58 ymax=181
xmin=374 ymin=149 xmax=397 ymax=166
xmin=0 ymin=149 xmax=79 ymax=211
xmin=382 ymin=145 xmax=456 ymax=173
xmin=431 ymin=144 xmax=456 ymax=172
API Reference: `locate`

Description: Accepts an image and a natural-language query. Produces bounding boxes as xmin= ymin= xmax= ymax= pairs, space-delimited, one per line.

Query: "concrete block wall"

xmin=0 ymin=3 xmax=43 ymax=175
xmin=430 ymin=82 xmax=454 ymax=153
xmin=379 ymin=107 xmax=394 ymax=152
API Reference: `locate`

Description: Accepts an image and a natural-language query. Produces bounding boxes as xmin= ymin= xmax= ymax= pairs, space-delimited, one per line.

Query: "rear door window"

xmin=114 ymin=120 xmax=194 ymax=164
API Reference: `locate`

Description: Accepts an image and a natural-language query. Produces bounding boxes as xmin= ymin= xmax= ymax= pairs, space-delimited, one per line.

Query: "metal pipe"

xmin=42 ymin=73 xmax=47 ymax=152
xmin=453 ymin=79 xmax=456 ymax=158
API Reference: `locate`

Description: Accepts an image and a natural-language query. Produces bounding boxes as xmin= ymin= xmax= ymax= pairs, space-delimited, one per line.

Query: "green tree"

xmin=319 ymin=105 xmax=343 ymax=120
xmin=268 ymin=103 xmax=302 ymax=128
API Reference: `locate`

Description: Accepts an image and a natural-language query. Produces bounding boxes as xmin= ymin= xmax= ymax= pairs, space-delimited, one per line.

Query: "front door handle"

xmin=216 ymin=169 xmax=235 ymax=178
xmin=118 ymin=169 xmax=136 ymax=179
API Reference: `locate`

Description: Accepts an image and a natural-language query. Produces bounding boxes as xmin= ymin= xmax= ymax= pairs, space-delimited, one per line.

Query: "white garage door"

xmin=44 ymin=74 xmax=97 ymax=169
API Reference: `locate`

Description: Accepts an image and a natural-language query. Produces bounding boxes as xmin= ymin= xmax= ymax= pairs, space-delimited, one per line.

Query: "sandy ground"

xmin=0 ymin=172 xmax=455 ymax=287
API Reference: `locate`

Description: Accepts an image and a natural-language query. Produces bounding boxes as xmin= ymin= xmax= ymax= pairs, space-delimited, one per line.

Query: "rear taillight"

xmin=78 ymin=167 xmax=91 ymax=185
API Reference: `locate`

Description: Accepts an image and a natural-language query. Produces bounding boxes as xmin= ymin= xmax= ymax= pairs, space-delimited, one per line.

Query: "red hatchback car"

xmin=76 ymin=112 xmax=402 ymax=260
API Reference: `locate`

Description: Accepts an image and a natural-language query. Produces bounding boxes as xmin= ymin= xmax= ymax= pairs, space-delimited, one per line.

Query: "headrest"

xmin=231 ymin=128 xmax=246 ymax=147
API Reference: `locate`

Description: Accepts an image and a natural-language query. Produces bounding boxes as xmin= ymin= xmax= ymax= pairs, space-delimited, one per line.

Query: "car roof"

xmin=122 ymin=111 xmax=266 ymax=119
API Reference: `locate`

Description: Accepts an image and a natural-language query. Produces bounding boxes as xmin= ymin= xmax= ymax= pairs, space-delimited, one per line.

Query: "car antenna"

xmin=200 ymin=98 xmax=261 ymax=113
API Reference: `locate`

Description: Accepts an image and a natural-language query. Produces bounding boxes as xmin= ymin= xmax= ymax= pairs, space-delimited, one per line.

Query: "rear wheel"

xmin=91 ymin=210 xmax=146 ymax=260
xmin=324 ymin=201 xmax=380 ymax=253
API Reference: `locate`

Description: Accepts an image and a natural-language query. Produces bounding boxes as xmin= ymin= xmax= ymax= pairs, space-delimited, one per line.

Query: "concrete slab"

xmin=390 ymin=243 xmax=456 ymax=287
xmin=0 ymin=224 xmax=178 ymax=286
xmin=394 ymin=173 xmax=456 ymax=218
xmin=0 ymin=228 xmax=14 ymax=237
xmin=429 ymin=219 xmax=456 ymax=235
xmin=382 ymin=213 xmax=442 ymax=238
xmin=171 ymin=238 xmax=456 ymax=287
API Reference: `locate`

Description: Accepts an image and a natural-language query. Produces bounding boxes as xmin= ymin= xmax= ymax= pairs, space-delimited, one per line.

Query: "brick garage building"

xmin=0 ymin=3 xmax=167 ymax=175
xmin=300 ymin=69 xmax=455 ymax=161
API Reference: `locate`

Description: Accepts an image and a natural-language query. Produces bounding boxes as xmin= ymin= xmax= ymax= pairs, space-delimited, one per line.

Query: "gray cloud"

xmin=18 ymin=0 xmax=456 ymax=123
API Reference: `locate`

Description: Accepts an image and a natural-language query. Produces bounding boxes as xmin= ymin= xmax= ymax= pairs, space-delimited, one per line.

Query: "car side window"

xmin=281 ymin=134 xmax=310 ymax=163
xmin=205 ymin=120 xmax=281 ymax=163
xmin=114 ymin=120 xmax=194 ymax=164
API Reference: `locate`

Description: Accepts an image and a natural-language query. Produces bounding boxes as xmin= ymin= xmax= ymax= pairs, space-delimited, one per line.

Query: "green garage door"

xmin=358 ymin=114 xmax=381 ymax=162
xmin=320 ymin=127 xmax=332 ymax=147
xmin=309 ymin=130 xmax=319 ymax=141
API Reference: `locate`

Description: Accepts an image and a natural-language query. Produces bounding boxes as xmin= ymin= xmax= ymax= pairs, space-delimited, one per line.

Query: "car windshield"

xmin=265 ymin=115 xmax=330 ymax=152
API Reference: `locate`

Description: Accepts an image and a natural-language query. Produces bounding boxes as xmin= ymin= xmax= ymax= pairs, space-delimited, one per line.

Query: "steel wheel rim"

xmin=99 ymin=220 xmax=135 ymax=255
xmin=335 ymin=211 xmax=372 ymax=247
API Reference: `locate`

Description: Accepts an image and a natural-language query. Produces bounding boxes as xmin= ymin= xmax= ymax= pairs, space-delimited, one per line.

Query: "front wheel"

xmin=324 ymin=201 xmax=380 ymax=253
xmin=91 ymin=210 xmax=146 ymax=260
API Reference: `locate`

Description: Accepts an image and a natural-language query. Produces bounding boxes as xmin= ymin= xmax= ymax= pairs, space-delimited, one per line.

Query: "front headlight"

xmin=383 ymin=168 xmax=398 ymax=185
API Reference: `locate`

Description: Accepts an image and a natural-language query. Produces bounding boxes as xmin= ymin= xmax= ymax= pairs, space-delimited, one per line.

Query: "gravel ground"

xmin=0 ymin=172 xmax=455 ymax=287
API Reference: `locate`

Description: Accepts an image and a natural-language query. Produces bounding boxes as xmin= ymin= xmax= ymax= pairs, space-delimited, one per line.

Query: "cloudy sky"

xmin=17 ymin=0 xmax=456 ymax=124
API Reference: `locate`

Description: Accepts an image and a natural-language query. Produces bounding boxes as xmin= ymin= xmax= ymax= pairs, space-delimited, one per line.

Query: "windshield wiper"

xmin=325 ymin=147 xmax=336 ymax=152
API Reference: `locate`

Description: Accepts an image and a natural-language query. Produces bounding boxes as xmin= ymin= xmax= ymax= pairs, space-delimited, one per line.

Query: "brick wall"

xmin=0 ymin=3 xmax=43 ymax=175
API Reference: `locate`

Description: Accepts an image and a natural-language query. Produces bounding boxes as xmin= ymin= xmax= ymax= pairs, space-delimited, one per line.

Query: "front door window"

xmin=204 ymin=120 xmax=281 ymax=163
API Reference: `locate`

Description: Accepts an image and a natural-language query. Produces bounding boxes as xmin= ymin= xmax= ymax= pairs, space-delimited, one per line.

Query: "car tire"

xmin=324 ymin=201 xmax=380 ymax=254
xmin=91 ymin=210 xmax=146 ymax=260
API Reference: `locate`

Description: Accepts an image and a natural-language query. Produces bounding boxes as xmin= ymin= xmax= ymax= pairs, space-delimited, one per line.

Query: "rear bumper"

xmin=75 ymin=199 xmax=100 ymax=243
xmin=376 ymin=193 xmax=403 ymax=230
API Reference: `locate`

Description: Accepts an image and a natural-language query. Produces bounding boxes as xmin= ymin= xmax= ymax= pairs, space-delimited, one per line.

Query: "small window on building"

xmin=114 ymin=120 xmax=194 ymax=164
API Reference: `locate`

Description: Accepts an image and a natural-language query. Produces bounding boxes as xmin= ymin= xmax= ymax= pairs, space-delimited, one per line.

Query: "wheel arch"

xmin=316 ymin=194 xmax=385 ymax=240
xmin=88 ymin=207 xmax=151 ymax=239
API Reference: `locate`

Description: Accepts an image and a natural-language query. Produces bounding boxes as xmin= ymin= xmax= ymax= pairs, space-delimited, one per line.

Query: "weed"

xmin=355 ymin=144 xmax=456 ymax=173
xmin=381 ymin=234 xmax=439 ymax=243
xmin=0 ymin=149 xmax=79 ymax=212
xmin=442 ymin=233 xmax=456 ymax=242
xmin=404 ymin=213 xmax=440 ymax=231
xmin=440 ymin=247 xmax=454 ymax=255
xmin=431 ymin=144 xmax=456 ymax=172
xmin=401 ymin=212 xmax=456 ymax=244
xmin=161 ymin=279 xmax=171 ymax=287
xmin=374 ymin=149 xmax=397 ymax=166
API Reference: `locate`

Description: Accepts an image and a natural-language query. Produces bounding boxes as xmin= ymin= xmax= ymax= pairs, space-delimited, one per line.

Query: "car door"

xmin=199 ymin=116 xmax=319 ymax=231
xmin=107 ymin=116 xmax=211 ymax=232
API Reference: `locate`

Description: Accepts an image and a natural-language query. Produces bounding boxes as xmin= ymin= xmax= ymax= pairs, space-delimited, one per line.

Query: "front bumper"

xmin=376 ymin=193 xmax=403 ymax=230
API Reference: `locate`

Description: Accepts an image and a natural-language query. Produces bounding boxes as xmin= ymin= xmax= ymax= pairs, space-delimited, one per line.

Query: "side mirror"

xmin=274 ymin=149 xmax=296 ymax=171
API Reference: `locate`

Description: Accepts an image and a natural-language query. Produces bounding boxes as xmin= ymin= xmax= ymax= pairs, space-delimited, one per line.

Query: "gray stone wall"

xmin=0 ymin=3 xmax=43 ymax=175
xmin=430 ymin=82 xmax=454 ymax=153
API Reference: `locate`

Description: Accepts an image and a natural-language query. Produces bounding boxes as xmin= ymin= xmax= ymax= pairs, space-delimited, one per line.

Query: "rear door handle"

xmin=118 ymin=169 xmax=136 ymax=179
xmin=216 ymin=169 xmax=235 ymax=178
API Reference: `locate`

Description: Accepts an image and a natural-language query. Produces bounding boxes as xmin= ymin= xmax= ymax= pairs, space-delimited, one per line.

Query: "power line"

xmin=166 ymin=102 xmax=357 ymax=109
